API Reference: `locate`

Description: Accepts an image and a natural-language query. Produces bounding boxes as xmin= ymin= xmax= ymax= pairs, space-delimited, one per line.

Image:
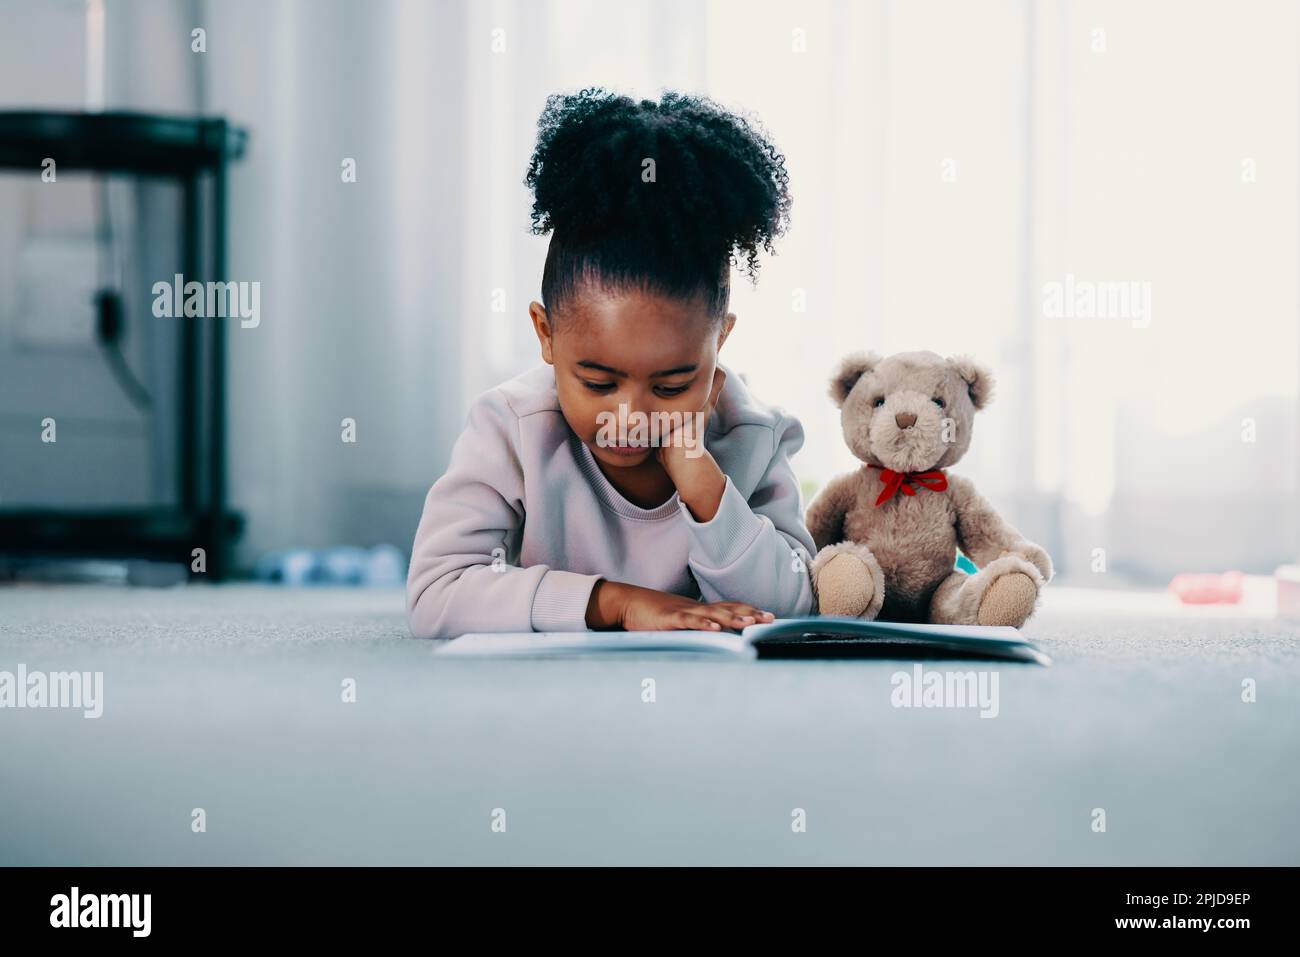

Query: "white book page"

xmin=435 ymin=630 xmax=755 ymax=658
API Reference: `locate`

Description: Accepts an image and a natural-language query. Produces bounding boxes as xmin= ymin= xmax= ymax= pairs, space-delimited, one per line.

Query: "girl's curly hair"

xmin=524 ymin=87 xmax=792 ymax=324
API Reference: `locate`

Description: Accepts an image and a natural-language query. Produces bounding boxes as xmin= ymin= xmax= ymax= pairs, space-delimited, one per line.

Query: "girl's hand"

xmin=656 ymin=366 xmax=728 ymax=521
xmin=586 ymin=579 xmax=774 ymax=632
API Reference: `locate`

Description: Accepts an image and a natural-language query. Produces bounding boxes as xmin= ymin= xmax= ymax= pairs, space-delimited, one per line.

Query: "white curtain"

xmin=202 ymin=0 xmax=472 ymax=565
xmin=445 ymin=0 xmax=1300 ymax=584
xmin=3 ymin=0 xmax=1294 ymax=580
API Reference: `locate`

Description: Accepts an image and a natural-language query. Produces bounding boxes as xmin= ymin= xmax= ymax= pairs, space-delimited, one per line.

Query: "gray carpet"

xmin=1 ymin=583 xmax=1297 ymax=865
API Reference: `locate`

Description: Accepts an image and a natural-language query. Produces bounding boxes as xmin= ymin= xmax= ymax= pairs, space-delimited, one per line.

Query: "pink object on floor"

xmin=1168 ymin=571 xmax=1246 ymax=604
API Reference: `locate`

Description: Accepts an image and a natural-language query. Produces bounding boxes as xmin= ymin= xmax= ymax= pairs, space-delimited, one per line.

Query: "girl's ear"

xmin=529 ymin=301 xmax=554 ymax=364
xmin=716 ymin=312 xmax=737 ymax=351
xmin=947 ymin=354 xmax=995 ymax=409
xmin=829 ymin=351 xmax=881 ymax=408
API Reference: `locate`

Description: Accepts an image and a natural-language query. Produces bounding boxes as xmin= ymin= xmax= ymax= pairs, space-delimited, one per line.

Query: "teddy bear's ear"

xmin=947 ymin=354 xmax=995 ymax=409
xmin=829 ymin=351 xmax=881 ymax=408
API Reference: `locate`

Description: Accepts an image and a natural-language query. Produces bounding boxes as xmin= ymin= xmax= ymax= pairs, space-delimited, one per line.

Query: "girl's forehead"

xmin=565 ymin=286 xmax=713 ymax=330
xmin=557 ymin=290 xmax=717 ymax=370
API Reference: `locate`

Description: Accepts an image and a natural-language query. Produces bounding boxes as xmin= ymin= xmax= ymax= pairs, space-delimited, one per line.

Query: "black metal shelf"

xmin=0 ymin=110 xmax=246 ymax=175
xmin=0 ymin=110 xmax=248 ymax=580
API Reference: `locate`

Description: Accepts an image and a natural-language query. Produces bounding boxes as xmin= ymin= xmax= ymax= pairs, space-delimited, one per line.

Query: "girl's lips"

xmin=606 ymin=444 xmax=650 ymax=457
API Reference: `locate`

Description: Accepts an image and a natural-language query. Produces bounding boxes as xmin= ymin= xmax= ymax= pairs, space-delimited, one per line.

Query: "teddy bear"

xmin=805 ymin=350 xmax=1053 ymax=627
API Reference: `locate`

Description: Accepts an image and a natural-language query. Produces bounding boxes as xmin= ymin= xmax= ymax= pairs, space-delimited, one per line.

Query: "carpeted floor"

xmin=1 ymin=582 xmax=1297 ymax=865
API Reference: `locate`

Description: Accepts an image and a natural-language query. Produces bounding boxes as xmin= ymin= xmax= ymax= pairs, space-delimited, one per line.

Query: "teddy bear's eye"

xmin=872 ymin=397 xmax=885 ymax=408
xmin=932 ymin=397 xmax=945 ymax=408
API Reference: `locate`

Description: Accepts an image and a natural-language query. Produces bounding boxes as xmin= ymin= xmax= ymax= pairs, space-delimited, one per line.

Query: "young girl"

xmin=407 ymin=88 xmax=816 ymax=639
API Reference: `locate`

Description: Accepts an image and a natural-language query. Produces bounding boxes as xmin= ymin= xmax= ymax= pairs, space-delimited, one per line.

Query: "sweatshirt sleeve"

xmin=677 ymin=411 xmax=816 ymax=618
xmin=405 ymin=391 xmax=603 ymax=639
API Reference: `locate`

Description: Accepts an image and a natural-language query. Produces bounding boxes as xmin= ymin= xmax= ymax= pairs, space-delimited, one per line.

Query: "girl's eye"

xmin=872 ymin=397 xmax=885 ymax=408
xmin=932 ymin=397 xmax=945 ymax=408
xmin=581 ymin=381 xmax=690 ymax=397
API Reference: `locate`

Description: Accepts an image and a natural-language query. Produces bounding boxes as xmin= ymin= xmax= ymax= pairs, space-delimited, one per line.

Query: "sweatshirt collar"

xmin=571 ymin=433 xmax=683 ymax=521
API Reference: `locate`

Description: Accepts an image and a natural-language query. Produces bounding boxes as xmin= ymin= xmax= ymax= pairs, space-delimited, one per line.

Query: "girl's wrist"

xmin=680 ymin=466 xmax=727 ymax=522
xmin=585 ymin=578 xmax=627 ymax=630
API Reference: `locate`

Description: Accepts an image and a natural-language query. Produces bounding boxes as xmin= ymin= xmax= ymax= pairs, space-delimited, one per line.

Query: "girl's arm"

xmin=678 ymin=411 xmax=817 ymax=618
xmin=406 ymin=392 xmax=603 ymax=639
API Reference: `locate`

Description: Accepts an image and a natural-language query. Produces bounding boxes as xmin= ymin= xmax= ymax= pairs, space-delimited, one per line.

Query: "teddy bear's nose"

xmin=895 ymin=412 xmax=917 ymax=429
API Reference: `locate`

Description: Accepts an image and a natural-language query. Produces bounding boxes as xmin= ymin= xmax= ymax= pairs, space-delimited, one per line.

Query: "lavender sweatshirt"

xmin=406 ymin=361 xmax=817 ymax=638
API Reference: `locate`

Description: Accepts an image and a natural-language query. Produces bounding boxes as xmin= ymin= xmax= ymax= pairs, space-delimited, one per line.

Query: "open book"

xmin=436 ymin=615 xmax=1051 ymax=665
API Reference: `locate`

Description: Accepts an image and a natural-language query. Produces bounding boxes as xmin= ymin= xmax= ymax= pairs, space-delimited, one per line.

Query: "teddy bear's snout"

xmin=857 ymin=389 xmax=954 ymax=473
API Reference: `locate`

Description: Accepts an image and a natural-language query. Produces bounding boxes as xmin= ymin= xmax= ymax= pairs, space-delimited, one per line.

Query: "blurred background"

xmin=0 ymin=0 xmax=1296 ymax=590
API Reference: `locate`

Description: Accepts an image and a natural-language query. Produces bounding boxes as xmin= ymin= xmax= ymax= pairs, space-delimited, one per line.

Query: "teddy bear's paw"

xmin=977 ymin=572 xmax=1038 ymax=628
xmin=811 ymin=543 xmax=885 ymax=619
xmin=818 ymin=553 xmax=876 ymax=617
xmin=999 ymin=543 xmax=1054 ymax=583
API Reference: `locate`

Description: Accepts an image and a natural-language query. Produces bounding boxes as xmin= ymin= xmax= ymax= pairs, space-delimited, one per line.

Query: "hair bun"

xmin=525 ymin=87 xmax=792 ymax=281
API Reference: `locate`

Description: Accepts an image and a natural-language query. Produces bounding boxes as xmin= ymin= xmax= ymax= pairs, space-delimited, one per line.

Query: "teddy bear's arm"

xmin=805 ymin=471 xmax=859 ymax=551
xmin=946 ymin=474 xmax=1053 ymax=581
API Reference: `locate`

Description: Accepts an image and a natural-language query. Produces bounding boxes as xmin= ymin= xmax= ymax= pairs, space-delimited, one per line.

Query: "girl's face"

xmin=530 ymin=289 xmax=735 ymax=470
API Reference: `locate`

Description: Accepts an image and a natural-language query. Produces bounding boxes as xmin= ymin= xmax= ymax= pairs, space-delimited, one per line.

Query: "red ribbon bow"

xmin=868 ymin=464 xmax=949 ymax=507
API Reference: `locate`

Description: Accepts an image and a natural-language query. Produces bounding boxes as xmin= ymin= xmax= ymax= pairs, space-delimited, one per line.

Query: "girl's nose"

xmin=619 ymin=395 xmax=650 ymax=420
